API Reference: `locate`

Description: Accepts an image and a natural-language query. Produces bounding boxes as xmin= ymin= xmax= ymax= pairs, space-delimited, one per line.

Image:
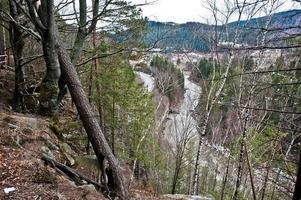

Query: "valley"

xmin=0 ymin=1 xmax=301 ymax=200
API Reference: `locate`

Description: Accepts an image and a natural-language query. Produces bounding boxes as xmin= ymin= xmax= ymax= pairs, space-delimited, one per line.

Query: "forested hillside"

xmin=0 ymin=0 xmax=301 ymax=200
xmin=144 ymin=21 xmax=211 ymax=52
xmin=144 ymin=9 xmax=301 ymax=52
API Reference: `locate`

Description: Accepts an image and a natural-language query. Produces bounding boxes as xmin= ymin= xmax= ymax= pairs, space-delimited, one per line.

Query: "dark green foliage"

xmin=192 ymin=58 xmax=215 ymax=80
xmin=150 ymin=55 xmax=184 ymax=102
xmin=248 ymin=126 xmax=286 ymax=165
xmin=242 ymin=56 xmax=255 ymax=71
xmin=92 ymin=58 xmax=156 ymax=167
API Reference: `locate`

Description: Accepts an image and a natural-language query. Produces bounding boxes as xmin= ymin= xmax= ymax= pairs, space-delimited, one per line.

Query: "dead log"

xmin=41 ymin=154 xmax=103 ymax=190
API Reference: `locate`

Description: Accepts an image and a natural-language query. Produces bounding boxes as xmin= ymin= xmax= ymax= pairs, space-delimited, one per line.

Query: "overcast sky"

xmin=131 ymin=0 xmax=301 ymax=23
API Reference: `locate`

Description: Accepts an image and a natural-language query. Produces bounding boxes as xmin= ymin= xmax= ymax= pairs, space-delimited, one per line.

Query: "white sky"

xmin=131 ymin=0 xmax=301 ymax=23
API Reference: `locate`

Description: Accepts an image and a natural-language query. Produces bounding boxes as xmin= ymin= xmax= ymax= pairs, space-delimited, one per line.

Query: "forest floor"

xmin=0 ymin=65 xmax=108 ymax=199
xmin=0 ymin=105 xmax=108 ymax=199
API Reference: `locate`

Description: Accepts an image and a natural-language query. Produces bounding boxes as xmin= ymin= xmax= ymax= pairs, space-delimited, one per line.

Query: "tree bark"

xmin=293 ymin=152 xmax=301 ymax=200
xmin=192 ymin=115 xmax=209 ymax=196
xmin=221 ymin=155 xmax=230 ymax=200
xmin=244 ymin=143 xmax=256 ymax=200
xmin=232 ymin=135 xmax=245 ymax=200
xmin=9 ymin=0 xmax=25 ymax=110
xmin=38 ymin=2 xmax=60 ymax=114
xmin=23 ymin=1 xmax=128 ymax=197
xmin=25 ymin=0 xmax=60 ymax=114
xmin=192 ymin=136 xmax=202 ymax=195
xmin=171 ymin=159 xmax=181 ymax=194
xmin=56 ymin=36 xmax=130 ymax=200
xmin=58 ymin=0 xmax=101 ymax=104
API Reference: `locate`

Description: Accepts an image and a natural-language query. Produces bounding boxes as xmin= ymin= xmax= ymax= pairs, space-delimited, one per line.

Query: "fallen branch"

xmin=41 ymin=154 xmax=104 ymax=190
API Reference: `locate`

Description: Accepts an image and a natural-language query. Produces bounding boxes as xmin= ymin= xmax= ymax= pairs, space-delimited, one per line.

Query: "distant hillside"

xmin=144 ymin=21 xmax=211 ymax=52
xmin=229 ymin=9 xmax=301 ymax=28
xmin=229 ymin=9 xmax=301 ymax=45
xmin=144 ymin=9 xmax=301 ymax=52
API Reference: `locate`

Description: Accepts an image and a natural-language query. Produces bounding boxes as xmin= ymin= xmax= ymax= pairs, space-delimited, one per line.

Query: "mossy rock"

xmin=39 ymin=81 xmax=59 ymax=115
xmin=50 ymin=123 xmax=64 ymax=140
xmin=75 ymin=155 xmax=100 ymax=171
xmin=59 ymin=142 xmax=76 ymax=166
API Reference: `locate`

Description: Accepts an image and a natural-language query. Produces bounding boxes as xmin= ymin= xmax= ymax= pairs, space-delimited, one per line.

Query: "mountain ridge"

xmin=144 ymin=9 xmax=301 ymax=52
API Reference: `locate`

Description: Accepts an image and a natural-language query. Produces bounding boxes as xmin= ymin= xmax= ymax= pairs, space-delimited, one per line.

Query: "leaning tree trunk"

xmin=58 ymin=0 xmax=100 ymax=104
xmin=25 ymin=0 xmax=129 ymax=198
xmin=56 ymin=36 xmax=130 ymax=200
xmin=57 ymin=21 xmax=86 ymax=104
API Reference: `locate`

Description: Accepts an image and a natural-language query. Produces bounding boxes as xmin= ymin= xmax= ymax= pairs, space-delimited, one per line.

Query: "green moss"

xmin=31 ymin=170 xmax=57 ymax=185
xmin=39 ymin=80 xmax=59 ymax=115
xmin=49 ymin=122 xmax=63 ymax=140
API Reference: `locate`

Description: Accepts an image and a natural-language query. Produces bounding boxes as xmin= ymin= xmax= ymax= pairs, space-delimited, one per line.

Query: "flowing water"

xmin=163 ymin=72 xmax=201 ymax=147
xmin=135 ymin=71 xmax=155 ymax=92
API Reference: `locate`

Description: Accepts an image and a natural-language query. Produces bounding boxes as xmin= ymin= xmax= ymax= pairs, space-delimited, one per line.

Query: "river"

xmin=136 ymin=70 xmax=217 ymax=199
xmin=136 ymin=70 xmax=201 ymax=145
xmin=135 ymin=62 xmax=288 ymax=199
xmin=164 ymin=72 xmax=201 ymax=148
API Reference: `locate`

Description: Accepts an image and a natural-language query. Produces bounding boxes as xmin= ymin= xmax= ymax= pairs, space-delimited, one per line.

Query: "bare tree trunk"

xmin=192 ymin=136 xmax=202 ymax=195
xmin=260 ymin=165 xmax=270 ymax=200
xmin=0 ymin=26 xmax=6 ymax=65
xmin=85 ymin=30 xmax=96 ymax=155
xmin=192 ymin=112 xmax=211 ymax=195
xmin=212 ymin=164 xmax=218 ymax=193
xmin=233 ymin=135 xmax=245 ymax=200
xmin=245 ymin=143 xmax=256 ymax=200
xmin=9 ymin=0 xmax=25 ymax=110
xmin=88 ymin=60 xmax=93 ymax=104
xmin=25 ymin=0 xmax=60 ymax=114
xmin=56 ymin=37 xmax=130 ymax=199
xmin=233 ymin=84 xmax=253 ymax=200
xmin=38 ymin=4 xmax=60 ymax=114
xmin=293 ymin=152 xmax=301 ymax=200
xmin=221 ymin=155 xmax=230 ymax=200
xmin=57 ymin=18 xmax=86 ymax=104
xmin=171 ymin=159 xmax=181 ymax=194
xmin=170 ymin=115 xmax=191 ymax=194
